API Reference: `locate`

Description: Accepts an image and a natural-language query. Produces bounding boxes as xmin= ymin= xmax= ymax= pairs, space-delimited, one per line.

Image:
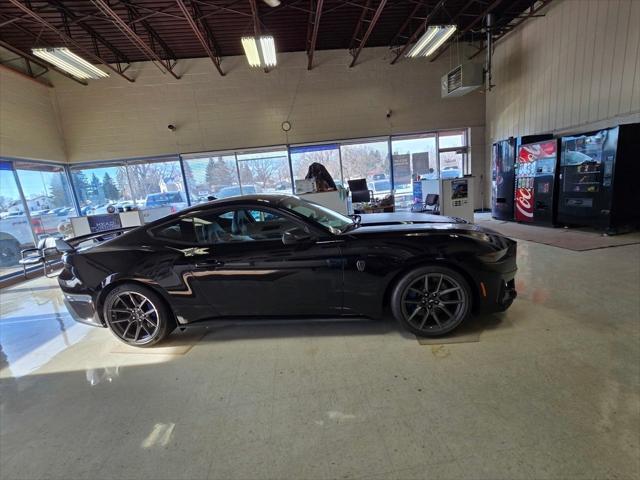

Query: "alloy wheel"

xmin=106 ymin=291 xmax=160 ymax=345
xmin=400 ymin=273 xmax=467 ymax=334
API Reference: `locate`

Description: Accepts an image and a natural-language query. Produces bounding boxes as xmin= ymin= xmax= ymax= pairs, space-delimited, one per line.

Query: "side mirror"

xmin=282 ymin=228 xmax=314 ymax=246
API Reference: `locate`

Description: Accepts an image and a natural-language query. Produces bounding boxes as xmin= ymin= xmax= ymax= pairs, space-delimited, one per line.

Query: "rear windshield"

xmin=146 ymin=193 xmax=182 ymax=206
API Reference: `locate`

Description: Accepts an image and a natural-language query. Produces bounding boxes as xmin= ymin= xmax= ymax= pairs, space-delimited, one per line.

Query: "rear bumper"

xmin=63 ymin=293 xmax=105 ymax=328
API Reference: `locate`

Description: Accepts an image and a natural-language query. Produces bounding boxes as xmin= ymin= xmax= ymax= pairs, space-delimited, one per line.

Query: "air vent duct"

xmin=441 ymin=63 xmax=483 ymax=97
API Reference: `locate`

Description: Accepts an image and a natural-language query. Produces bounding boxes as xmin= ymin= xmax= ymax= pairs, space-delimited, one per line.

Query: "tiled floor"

xmin=0 ymin=238 xmax=638 ymax=479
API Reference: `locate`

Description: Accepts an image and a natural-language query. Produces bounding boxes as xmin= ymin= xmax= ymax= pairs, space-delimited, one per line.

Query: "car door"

xmin=187 ymin=205 xmax=344 ymax=317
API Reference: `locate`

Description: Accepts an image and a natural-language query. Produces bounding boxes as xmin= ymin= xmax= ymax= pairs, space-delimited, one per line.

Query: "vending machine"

xmin=557 ymin=124 xmax=640 ymax=233
xmin=492 ymin=135 xmax=553 ymax=221
xmin=514 ymin=139 xmax=560 ymax=226
xmin=491 ymin=138 xmax=516 ymax=221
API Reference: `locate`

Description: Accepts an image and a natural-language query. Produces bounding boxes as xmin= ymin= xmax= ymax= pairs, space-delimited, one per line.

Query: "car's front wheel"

xmin=391 ymin=265 xmax=471 ymax=337
xmin=103 ymin=284 xmax=175 ymax=347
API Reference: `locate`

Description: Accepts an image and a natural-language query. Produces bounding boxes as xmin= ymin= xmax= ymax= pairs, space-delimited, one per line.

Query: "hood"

xmin=358 ymin=212 xmax=467 ymax=226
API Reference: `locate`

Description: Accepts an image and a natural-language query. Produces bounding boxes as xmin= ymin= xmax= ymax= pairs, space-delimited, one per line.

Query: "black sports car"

xmin=57 ymin=195 xmax=517 ymax=347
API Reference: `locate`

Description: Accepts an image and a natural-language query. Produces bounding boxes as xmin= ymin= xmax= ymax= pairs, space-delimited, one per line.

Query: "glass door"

xmin=391 ymin=134 xmax=437 ymax=211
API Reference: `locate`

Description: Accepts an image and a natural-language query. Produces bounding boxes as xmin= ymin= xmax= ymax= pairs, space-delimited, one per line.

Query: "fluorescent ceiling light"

xmin=32 ymin=47 xmax=109 ymax=79
xmin=406 ymin=25 xmax=457 ymax=58
xmin=241 ymin=37 xmax=261 ymax=67
xmin=260 ymin=36 xmax=277 ymax=68
xmin=241 ymin=35 xmax=277 ymax=68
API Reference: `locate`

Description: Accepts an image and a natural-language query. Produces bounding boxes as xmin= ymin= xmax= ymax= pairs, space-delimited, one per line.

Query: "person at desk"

xmin=305 ymin=163 xmax=337 ymax=192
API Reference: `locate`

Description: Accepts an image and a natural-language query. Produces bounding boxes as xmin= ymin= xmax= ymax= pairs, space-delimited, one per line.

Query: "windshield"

xmin=279 ymin=196 xmax=353 ymax=233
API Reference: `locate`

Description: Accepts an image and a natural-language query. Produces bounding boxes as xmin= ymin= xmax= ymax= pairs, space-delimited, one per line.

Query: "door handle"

xmin=194 ymin=260 xmax=224 ymax=269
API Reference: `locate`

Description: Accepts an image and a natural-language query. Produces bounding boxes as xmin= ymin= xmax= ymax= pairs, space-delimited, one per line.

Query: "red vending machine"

xmin=515 ymin=140 xmax=559 ymax=225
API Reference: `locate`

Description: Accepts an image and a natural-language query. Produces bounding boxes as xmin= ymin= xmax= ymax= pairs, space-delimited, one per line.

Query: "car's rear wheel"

xmin=391 ymin=265 xmax=471 ymax=337
xmin=103 ymin=284 xmax=175 ymax=347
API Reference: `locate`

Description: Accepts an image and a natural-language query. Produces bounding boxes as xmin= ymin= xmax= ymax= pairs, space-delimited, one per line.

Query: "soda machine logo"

xmin=515 ymin=187 xmax=534 ymax=221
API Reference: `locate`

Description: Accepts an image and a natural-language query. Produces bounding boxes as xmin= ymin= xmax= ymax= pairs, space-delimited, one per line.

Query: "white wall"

xmin=0 ymin=67 xmax=67 ymax=162
xmin=486 ymin=0 xmax=640 ymax=142
xmin=50 ymin=46 xmax=485 ymax=164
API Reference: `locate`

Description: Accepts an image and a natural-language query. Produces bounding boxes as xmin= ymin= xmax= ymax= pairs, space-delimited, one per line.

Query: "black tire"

xmin=103 ymin=283 xmax=176 ymax=347
xmin=0 ymin=238 xmax=20 ymax=267
xmin=391 ymin=265 xmax=472 ymax=337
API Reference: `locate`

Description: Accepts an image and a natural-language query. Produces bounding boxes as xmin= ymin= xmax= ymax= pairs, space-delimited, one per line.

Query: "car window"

xmin=150 ymin=207 xmax=302 ymax=244
xmin=190 ymin=208 xmax=300 ymax=245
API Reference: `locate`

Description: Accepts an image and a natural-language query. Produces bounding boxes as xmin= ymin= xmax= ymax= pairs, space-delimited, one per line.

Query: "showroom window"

xmin=126 ymin=157 xmax=186 ymax=212
xmin=236 ymin=148 xmax=291 ymax=195
xmin=15 ymin=161 xmax=78 ymax=241
xmin=182 ymin=152 xmax=239 ymax=204
xmin=340 ymin=139 xmax=391 ymax=196
xmin=0 ymin=161 xmax=35 ymax=277
xmin=70 ymin=163 xmax=133 ymax=215
xmin=290 ymin=144 xmax=342 ymax=191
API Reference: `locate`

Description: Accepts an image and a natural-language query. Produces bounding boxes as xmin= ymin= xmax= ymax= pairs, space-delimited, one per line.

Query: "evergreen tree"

xmin=49 ymin=174 xmax=72 ymax=208
xmin=204 ymin=158 xmax=217 ymax=189
xmin=102 ymin=172 xmax=120 ymax=201
xmin=90 ymin=173 xmax=104 ymax=203
xmin=72 ymin=171 xmax=90 ymax=204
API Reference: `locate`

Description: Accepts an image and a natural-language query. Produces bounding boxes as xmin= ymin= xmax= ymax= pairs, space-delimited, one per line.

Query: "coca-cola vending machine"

xmin=515 ymin=139 xmax=559 ymax=226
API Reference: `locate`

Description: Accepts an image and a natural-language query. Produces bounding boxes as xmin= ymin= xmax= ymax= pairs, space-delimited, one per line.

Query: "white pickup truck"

xmin=0 ymin=211 xmax=68 ymax=266
xmin=0 ymin=213 xmax=35 ymax=266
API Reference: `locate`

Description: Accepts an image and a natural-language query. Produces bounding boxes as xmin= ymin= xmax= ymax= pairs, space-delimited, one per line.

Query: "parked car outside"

xmin=440 ymin=166 xmax=462 ymax=179
xmin=216 ymin=185 xmax=261 ymax=198
xmin=144 ymin=191 xmax=188 ymax=213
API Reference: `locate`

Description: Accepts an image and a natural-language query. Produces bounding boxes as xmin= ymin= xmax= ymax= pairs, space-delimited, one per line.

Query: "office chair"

xmin=348 ymin=179 xmax=371 ymax=203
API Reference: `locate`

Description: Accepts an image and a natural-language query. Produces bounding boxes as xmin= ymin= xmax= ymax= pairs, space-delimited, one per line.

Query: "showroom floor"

xmin=0 ymin=238 xmax=638 ymax=480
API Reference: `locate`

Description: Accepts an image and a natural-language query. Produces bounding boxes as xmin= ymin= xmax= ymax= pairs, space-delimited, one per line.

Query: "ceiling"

xmin=0 ymin=0 xmax=548 ymax=81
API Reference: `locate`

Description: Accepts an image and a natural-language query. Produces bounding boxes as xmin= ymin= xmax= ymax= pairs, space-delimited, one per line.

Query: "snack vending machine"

xmin=557 ymin=124 xmax=640 ymax=233
xmin=514 ymin=139 xmax=559 ymax=225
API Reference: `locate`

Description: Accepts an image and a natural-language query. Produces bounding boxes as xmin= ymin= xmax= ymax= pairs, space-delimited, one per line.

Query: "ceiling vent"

xmin=441 ymin=63 xmax=483 ymax=97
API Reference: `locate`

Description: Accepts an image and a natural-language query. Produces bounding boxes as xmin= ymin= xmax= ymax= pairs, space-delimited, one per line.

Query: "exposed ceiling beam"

xmin=390 ymin=0 xmax=447 ymax=64
xmin=429 ymin=0 xmax=505 ymax=62
xmin=46 ymin=0 xmax=131 ymax=67
xmin=0 ymin=39 xmax=87 ymax=85
xmin=389 ymin=0 xmax=425 ymax=48
xmin=306 ymin=0 xmax=324 ymax=70
xmin=89 ymin=0 xmax=181 ymax=79
xmin=349 ymin=0 xmax=387 ymax=68
xmin=5 ymin=0 xmax=135 ymax=82
xmin=175 ymin=0 xmax=224 ymax=75
xmin=468 ymin=0 xmax=553 ymax=60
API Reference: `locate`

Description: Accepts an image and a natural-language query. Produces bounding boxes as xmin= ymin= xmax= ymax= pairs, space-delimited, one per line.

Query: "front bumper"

xmin=63 ymin=293 xmax=105 ymax=328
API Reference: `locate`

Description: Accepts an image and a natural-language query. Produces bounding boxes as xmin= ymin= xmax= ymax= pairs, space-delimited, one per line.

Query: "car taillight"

xmin=31 ymin=218 xmax=44 ymax=235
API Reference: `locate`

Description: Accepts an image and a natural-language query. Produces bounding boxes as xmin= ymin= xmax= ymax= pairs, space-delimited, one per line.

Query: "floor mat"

xmin=475 ymin=218 xmax=640 ymax=251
